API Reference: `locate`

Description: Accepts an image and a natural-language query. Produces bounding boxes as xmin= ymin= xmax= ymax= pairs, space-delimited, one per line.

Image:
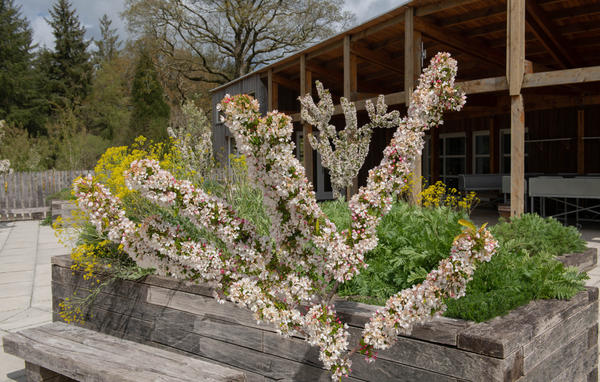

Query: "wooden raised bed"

xmin=51 ymin=255 xmax=598 ymax=382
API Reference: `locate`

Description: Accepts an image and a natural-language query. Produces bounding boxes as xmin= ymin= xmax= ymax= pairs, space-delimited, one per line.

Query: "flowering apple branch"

xmin=74 ymin=53 xmax=496 ymax=381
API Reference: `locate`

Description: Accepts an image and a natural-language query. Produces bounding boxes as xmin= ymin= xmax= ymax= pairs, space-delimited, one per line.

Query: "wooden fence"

xmin=0 ymin=170 xmax=92 ymax=221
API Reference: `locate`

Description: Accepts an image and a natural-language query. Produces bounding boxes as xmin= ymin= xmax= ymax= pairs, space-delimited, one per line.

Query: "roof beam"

xmin=415 ymin=0 xmax=479 ymax=17
xmin=525 ymin=1 xmax=576 ymax=69
xmin=352 ymin=14 xmax=404 ymax=42
xmin=272 ymin=73 xmax=299 ymax=91
xmin=351 ymin=42 xmax=403 ymax=75
xmin=413 ymin=16 xmax=505 ymax=68
xmin=438 ymin=4 xmax=506 ymax=27
xmin=522 ymin=65 xmax=600 ymax=88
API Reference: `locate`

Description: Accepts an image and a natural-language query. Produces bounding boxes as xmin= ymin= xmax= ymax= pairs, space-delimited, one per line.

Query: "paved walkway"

xmin=0 ymin=220 xmax=599 ymax=381
xmin=0 ymin=221 xmax=69 ymax=382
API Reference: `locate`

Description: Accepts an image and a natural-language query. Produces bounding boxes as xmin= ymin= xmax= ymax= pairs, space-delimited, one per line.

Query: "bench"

xmin=2 ymin=322 xmax=246 ymax=382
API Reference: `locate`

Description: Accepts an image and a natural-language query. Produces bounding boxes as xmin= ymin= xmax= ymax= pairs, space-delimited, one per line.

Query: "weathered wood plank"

xmin=556 ymin=247 xmax=598 ymax=273
xmin=522 ymin=65 xmax=600 ymax=88
xmin=506 ymin=0 xmax=525 ymax=96
xmin=25 ymin=362 xmax=77 ymax=382
xmin=458 ymin=290 xmax=590 ymax=357
xmin=552 ymin=345 xmax=598 ymax=382
xmin=522 ymin=300 xmax=598 ymax=373
xmin=3 ymin=322 xmax=245 ymax=382
xmin=150 ymin=342 xmax=275 ymax=382
xmin=517 ymin=330 xmax=589 ymax=382
xmin=151 ymin=327 xmax=337 ymax=381
xmin=510 ymin=94 xmax=525 ymax=216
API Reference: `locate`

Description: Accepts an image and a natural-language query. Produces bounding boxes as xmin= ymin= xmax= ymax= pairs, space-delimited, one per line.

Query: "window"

xmin=296 ymin=131 xmax=304 ymax=162
xmin=439 ymin=133 xmax=466 ymax=188
xmin=473 ymin=131 xmax=490 ymax=174
xmin=422 ymin=135 xmax=431 ymax=183
xmin=500 ymin=129 xmax=529 ymax=174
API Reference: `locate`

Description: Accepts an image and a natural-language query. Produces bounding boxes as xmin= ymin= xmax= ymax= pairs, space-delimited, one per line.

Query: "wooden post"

xmin=510 ymin=95 xmax=525 ymax=217
xmin=344 ymin=34 xmax=359 ymax=199
xmin=507 ymin=0 xmax=526 ymax=217
xmin=300 ymin=54 xmax=314 ymax=185
xmin=405 ymin=7 xmax=423 ymax=203
xmin=577 ymin=109 xmax=585 ymax=175
xmin=267 ymin=69 xmax=278 ymax=112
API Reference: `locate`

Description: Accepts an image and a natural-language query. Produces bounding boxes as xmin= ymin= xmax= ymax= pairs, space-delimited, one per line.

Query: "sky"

xmin=18 ymin=0 xmax=403 ymax=50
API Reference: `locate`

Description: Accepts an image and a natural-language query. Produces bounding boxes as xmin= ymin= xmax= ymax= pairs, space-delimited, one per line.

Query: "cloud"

xmin=21 ymin=0 xmax=402 ymax=50
xmin=343 ymin=0 xmax=405 ymax=24
xmin=31 ymin=16 xmax=54 ymax=49
xmin=21 ymin=0 xmax=128 ymax=50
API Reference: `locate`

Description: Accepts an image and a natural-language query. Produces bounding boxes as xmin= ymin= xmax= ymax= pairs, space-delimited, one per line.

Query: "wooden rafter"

xmin=438 ymin=4 xmax=506 ymax=27
xmin=525 ymin=0 xmax=576 ymax=69
xmin=351 ymin=42 xmax=403 ymax=75
xmin=352 ymin=14 xmax=404 ymax=42
xmin=413 ymin=16 xmax=505 ymax=68
xmin=272 ymin=73 xmax=299 ymax=91
xmin=415 ymin=0 xmax=480 ymax=17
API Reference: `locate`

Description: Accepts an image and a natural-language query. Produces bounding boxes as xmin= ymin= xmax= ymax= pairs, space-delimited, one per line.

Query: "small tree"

xmin=129 ymin=50 xmax=170 ymax=142
xmin=299 ymin=81 xmax=400 ymax=198
xmin=94 ymin=14 xmax=121 ymax=64
xmin=45 ymin=0 xmax=92 ymax=107
xmin=167 ymin=100 xmax=213 ymax=182
xmin=123 ymin=0 xmax=354 ymax=83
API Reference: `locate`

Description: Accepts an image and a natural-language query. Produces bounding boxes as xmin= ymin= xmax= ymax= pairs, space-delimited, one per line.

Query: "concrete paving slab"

xmin=0 ymin=250 xmax=34 ymax=258
xmin=0 ymin=256 xmax=35 ymax=265
xmin=0 ymin=272 xmax=32 ymax=286
xmin=0 ymin=264 xmax=33 ymax=273
xmin=0 ymin=309 xmax=52 ymax=332
xmin=0 ymin=297 xmax=28 ymax=312
xmin=0 ymin=283 xmax=31 ymax=299
xmin=31 ymin=288 xmax=51 ymax=308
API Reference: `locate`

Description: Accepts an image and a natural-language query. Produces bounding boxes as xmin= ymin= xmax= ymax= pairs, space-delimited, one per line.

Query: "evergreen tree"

xmin=0 ymin=0 xmax=47 ymax=133
xmin=94 ymin=14 xmax=120 ymax=64
xmin=45 ymin=0 xmax=92 ymax=108
xmin=129 ymin=50 xmax=170 ymax=142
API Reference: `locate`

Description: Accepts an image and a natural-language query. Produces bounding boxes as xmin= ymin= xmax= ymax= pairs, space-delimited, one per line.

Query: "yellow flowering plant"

xmin=419 ymin=180 xmax=478 ymax=213
xmin=93 ymin=136 xmax=188 ymax=198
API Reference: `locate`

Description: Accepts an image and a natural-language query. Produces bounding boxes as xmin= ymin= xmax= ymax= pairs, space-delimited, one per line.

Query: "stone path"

xmin=0 ymin=219 xmax=599 ymax=381
xmin=0 ymin=221 xmax=69 ymax=382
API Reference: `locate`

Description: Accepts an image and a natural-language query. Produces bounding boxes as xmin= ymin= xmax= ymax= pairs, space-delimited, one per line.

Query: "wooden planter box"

xmin=51 ymin=255 xmax=598 ymax=382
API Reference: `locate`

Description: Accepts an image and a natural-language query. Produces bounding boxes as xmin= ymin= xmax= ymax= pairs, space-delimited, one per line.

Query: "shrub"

xmin=327 ymin=201 xmax=589 ymax=322
xmin=445 ymin=241 xmax=587 ymax=322
xmin=491 ymin=213 xmax=587 ymax=256
xmin=326 ymin=201 xmax=466 ymax=304
xmin=93 ymin=136 xmax=184 ymax=198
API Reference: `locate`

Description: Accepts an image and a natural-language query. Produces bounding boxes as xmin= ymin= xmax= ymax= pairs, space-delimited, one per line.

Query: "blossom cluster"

xmin=74 ymin=53 xmax=494 ymax=381
xmin=299 ymin=82 xmax=400 ymax=198
xmin=0 ymin=120 xmax=12 ymax=175
xmin=362 ymin=222 xmax=497 ymax=352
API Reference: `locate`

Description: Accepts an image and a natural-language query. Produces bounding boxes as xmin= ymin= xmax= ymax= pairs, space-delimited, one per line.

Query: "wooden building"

xmin=211 ymin=0 xmax=600 ymax=217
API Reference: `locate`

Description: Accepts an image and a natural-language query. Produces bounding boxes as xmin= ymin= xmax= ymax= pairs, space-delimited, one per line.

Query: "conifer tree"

xmin=129 ymin=50 xmax=170 ymax=142
xmin=94 ymin=14 xmax=120 ymax=64
xmin=0 ymin=0 xmax=46 ymax=133
xmin=45 ymin=0 xmax=92 ymax=108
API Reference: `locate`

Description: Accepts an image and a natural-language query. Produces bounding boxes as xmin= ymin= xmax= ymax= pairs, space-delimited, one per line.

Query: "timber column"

xmin=405 ymin=7 xmax=423 ymax=204
xmin=343 ymin=34 xmax=358 ymax=199
xmin=507 ymin=0 xmax=526 ymax=217
xmin=300 ymin=55 xmax=314 ymax=185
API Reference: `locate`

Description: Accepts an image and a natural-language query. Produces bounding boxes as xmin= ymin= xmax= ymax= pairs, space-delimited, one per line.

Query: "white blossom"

xmin=74 ymin=53 xmax=493 ymax=381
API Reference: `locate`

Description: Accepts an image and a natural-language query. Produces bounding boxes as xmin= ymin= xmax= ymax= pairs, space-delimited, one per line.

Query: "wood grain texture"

xmin=51 ymin=258 xmax=600 ymax=382
xmin=3 ymin=322 xmax=246 ymax=382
